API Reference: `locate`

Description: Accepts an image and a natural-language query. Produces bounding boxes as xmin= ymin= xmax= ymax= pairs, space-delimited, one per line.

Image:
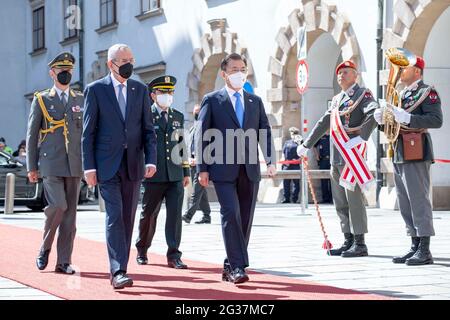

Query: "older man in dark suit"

xmin=197 ymin=53 xmax=276 ymax=284
xmin=82 ymin=44 xmax=157 ymax=289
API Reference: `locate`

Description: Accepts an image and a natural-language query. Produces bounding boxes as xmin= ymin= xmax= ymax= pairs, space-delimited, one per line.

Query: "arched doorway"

xmin=264 ymin=0 xmax=364 ymax=202
xmin=267 ymin=0 xmax=362 ymax=157
xmin=185 ymin=18 xmax=255 ymax=122
xmin=185 ymin=18 xmax=256 ymax=202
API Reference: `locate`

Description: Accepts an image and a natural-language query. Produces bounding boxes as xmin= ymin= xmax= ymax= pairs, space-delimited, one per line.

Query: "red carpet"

xmin=0 ymin=223 xmax=390 ymax=300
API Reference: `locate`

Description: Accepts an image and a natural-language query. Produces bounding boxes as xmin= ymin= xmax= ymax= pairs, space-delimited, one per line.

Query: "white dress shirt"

xmin=225 ymin=85 xmax=245 ymax=112
xmin=154 ymin=104 xmax=169 ymax=120
xmin=224 ymin=85 xmax=275 ymax=169
xmin=53 ymin=86 xmax=70 ymax=104
xmin=110 ymin=73 xmax=128 ymax=102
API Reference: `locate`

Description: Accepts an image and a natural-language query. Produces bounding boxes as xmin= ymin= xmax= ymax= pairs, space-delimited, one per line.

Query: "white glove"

xmin=373 ymin=108 xmax=384 ymax=125
xmin=343 ymin=136 xmax=364 ymax=150
xmin=296 ymin=145 xmax=308 ymax=158
xmin=392 ymin=106 xmax=411 ymax=124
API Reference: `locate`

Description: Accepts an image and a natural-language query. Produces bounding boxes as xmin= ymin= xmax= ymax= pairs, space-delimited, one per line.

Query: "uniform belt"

xmin=399 ymin=128 xmax=428 ymax=135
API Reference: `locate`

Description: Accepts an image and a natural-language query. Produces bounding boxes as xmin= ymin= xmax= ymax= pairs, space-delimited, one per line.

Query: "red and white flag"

xmin=330 ymin=109 xmax=374 ymax=192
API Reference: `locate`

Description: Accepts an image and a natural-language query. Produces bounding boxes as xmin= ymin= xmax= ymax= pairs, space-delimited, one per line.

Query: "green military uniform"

xmin=136 ymin=76 xmax=190 ymax=265
xmin=26 ymin=52 xmax=83 ymax=271
xmin=390 ymin=79 xmax=443 ymax=265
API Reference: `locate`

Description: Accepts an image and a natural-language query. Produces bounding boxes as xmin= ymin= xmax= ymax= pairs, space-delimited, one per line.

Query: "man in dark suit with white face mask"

xmin=196 ymin=53 xmax=276 ymax=284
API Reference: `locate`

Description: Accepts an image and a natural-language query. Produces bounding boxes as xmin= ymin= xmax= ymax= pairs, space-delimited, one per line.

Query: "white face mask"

xmin=156 ymin=94 xmax=173 ymax=108
xmin=227 ymin=72 xmax=247 ymax=89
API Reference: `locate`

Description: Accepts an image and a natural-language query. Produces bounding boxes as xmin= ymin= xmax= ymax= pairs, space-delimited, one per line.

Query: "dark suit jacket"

xmin=196 ymin=88 xmax=274 ymax=182
xmin=82 ymin=75 xmax=157 ymax=182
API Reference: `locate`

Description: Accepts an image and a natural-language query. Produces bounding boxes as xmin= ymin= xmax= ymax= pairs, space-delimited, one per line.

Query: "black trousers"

xmin=318 ymin=159 xmax=332 ymax=203
xmin=282 ymin=166 xmax=300 ymax=202
xmin=99 ymin=153 xmax=141 ymax=275
xmin=213 ymin=165 xmax=259 ymax=270
xmin=184 ymin=167 xmax=211 ymax=219
xmin=136 ymin=181 xmax=184 ymax=260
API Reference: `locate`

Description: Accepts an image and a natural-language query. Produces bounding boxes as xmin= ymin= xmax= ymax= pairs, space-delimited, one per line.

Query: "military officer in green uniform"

xmin=374 ymin=56 xmax=443 ymax=265
xmin=135 ymin=75 xmax=190 ymax=269
xmin=297 ymin=60 xmax=378 ymax=258
xmin=26 ymin=52 xmax=84 ymax=274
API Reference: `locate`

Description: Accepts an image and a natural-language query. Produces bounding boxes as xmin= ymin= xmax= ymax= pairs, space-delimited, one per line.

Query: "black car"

xmin=0 ymin=150 xmax=92 ymax=211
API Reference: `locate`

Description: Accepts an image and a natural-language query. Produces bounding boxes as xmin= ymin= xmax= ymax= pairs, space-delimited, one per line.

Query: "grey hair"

xmin=107 ymin=44 xmax=132 ymax=61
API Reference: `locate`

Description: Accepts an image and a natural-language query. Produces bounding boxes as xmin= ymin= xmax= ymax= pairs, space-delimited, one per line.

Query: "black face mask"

xmin=113 ymin=62 xmax=133 ymax=79
xmin=194 ymin=113 xmax=199 ymax=121
xmin=57 ymin=71 xmax=72 ymax=85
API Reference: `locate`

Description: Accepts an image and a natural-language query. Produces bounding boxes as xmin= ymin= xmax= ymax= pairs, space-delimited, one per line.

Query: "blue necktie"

xmin=118 ymin=84 xmax=126 ymax=119
xmin=233 ymin=91 xmax=244 ymax=127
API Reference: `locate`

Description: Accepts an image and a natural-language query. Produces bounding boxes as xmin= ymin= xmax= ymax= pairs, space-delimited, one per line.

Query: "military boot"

xmin=341 ymin=234 xmax=368 ymax=257
xmin=328 ymin=233 xmax=354 ymax=256
xmin=392 ymin=237 xmax=420 ymax=264
xmin=406 ymin=237 xmax=433 ymax=266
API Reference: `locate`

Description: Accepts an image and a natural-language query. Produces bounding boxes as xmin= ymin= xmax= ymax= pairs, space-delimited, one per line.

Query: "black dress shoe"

xmin=222 ymin=269 xmax=229 ymax=281
xmin=282 ymin=199 xmax=290 ymax=203
xmin=405 ymin=237 xmax=434 ymax=266
xmin=182 ymin=214 xmax=191 ymax=224
xmin=341 ymin=243 xmax=368 ymax=257
xmin=168 ymin=258 xmax=188 ymax=269
xmin=55 ymin=264 xmax=76 ymax=275
xmin=341 ymin=234 xmax=368 ymax=257
xmin=111 ymin=272 xmax=133 ymax=289
xmin=393 ymin=237 xmax=420 ymax=264
xmin=195 ymin=216 xmax=211 ymax=224
xmin=230 ymin=267 xmax=249 ymax=284
xmin=222 ymin=266 xmax=232 ymax=281
xmin=36 ymin=249 xmax=50 ymax=271
xmin=328 ymin=233 xmax=354 ymax=256
xmin=136 ymin=255 xmax=148 ymax=265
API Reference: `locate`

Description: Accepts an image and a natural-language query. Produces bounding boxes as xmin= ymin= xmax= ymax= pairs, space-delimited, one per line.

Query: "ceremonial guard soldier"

xmin=27 ymin=52 xmax=84 ymax=274
xmin=281 ymin=127 xmax=302 ymax=203
xmin=297 ymin=60 xmax=378 ymax=257
xmin=136 ymin=75 xmax=190 ymax=269
xmin=374 ymin=56 xmax=443 ymax=265
xmin=313 ymin=132 xmax=332 ymax=203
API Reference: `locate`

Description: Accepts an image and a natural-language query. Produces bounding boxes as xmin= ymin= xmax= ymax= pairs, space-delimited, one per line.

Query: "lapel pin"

xmin=249 ymin=99 xmax=253 ymax=102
